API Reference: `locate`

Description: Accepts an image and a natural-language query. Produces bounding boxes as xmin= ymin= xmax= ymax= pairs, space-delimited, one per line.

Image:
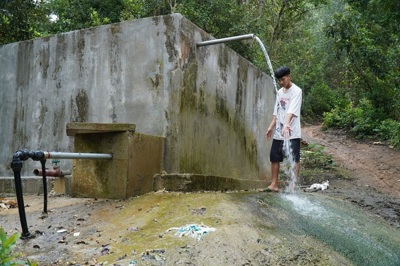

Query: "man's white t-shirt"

xmin=273 ymin=83 xmax=302 ymax=140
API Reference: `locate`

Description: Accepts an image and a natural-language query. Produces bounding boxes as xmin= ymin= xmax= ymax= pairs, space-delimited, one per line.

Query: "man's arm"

xmin=265 ymin=115 xmax=277 ymax=140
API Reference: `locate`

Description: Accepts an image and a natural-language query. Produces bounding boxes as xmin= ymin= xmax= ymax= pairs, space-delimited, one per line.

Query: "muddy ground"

xmin=1 ymin=124 xmax=399 ymax=265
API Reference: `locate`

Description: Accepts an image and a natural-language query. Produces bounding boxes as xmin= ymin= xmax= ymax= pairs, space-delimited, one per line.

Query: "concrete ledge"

xmin=153 ymin=173 xmax=266 ymax=192
xmin=66 ymin=122 xmax=136 ymax=136
xmin=0 ymin=176 xmax=56 ymax=195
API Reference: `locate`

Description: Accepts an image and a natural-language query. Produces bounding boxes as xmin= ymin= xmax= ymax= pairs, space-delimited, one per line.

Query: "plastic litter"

xmin=306 ymin=181 xmax=329 ymax=191
xmin=165 ymin=223 xmax=216 ymax=240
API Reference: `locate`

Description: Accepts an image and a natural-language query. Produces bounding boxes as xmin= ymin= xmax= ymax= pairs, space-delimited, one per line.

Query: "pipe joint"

xmin=10 ymin=158 xmax=23 ymax=171
xmin=31 ymin=150 xmax=45 ymax=161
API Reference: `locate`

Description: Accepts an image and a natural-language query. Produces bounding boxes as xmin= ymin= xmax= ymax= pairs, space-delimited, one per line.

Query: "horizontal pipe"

xmin=43 ymin=151 xmax=112 ymax=159
xmin=196 ymin=34 xmax=255 ymax=47
xmin=33 ymin=168 xmax=72 ymax=177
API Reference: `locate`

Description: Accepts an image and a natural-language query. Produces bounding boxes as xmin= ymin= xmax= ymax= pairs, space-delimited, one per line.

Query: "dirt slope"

xmin=302 ymin=124 xmax=400 ymax=196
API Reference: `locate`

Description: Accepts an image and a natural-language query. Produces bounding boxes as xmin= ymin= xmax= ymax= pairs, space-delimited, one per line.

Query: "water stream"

xmin=254 ymin=36 xmax=298 ymax=193
xmin=260 ymin=192 xmax=400 ymax=265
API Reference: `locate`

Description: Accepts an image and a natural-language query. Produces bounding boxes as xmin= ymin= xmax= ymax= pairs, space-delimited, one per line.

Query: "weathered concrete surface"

xmin=0 ymin=14 xmax=275 ymax=193
xmin=72 ymin=129 xmax=163 ymax=199
xmin=0 ymin=176 xmax=54 ymax=195
xmin=154 ymin=173 xmax=266 ymax=192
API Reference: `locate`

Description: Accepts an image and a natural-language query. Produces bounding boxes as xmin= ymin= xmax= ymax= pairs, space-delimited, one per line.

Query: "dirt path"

xmin=302 ymin=124 xmax=400 ymax=196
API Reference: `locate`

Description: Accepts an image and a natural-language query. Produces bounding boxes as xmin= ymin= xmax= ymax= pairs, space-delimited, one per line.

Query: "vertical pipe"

xmin=41 ymin=159 xmax=47 ymax=214
xmin=11 ymin=157 xmax=30 ymax=238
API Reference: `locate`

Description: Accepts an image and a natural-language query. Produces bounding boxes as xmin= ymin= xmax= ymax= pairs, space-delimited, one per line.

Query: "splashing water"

xmin=254 ymin=36 xmax=298 ymax=193
xmin=283 ymin=140 xmax=297 ymax=193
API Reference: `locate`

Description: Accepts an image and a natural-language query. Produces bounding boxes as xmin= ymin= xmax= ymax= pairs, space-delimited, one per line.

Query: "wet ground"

xmin=1 ymin=190 xmax=399 ymax=266
xmin=301 ymin=125 xmax=400 ymax=229
xmin=1 ymin=124 xmax=400 ymax=265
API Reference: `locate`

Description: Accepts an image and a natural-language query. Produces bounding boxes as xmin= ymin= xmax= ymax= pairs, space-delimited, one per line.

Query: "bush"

xmin=0 ymin=228 xmax=36 ymax=266
xmin=350 ymin=98 xmax=382 ymax=138
xmin=303 ymin=83 xmax=337 ymax=120
xmin=301 ymin=143 xmax=334 ymax=170
xmin=376 ymin=119 xmax=400 ymax=149
xmin=322 ymin=101 xmax=355 ymax=130
xmin=323 ymin=98 xmax=389 ymax=140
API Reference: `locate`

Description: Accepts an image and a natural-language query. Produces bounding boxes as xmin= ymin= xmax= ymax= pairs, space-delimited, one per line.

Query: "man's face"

xmin=277 ymin=75 xmax=291 ymax=89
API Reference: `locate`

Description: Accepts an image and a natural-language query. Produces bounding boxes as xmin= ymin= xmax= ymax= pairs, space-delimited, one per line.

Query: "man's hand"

xmin=265 ymin=128 xmax=273 ymax=140
xmin=283 ymin=124 xmax=291 ymax=138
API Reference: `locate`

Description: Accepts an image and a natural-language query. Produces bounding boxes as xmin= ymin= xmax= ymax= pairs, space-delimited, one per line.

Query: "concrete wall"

xmin=0 ymin=14 xmax=275 ymax=183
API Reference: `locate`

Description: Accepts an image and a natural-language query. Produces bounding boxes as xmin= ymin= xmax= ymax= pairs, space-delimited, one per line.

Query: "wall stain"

xmin=76 ymin=31 xmax=86 ymax=77
xmin=110 ymin=23 xmax=122 ymax=87
xmin=39 ymin=43 xmax=50 ymax=79
xmin=38 ymin=100 xmax=48 ymax=141
xmin=53 ymin=34 xmax=67 ymax=80
xmin=163 ymin=16 xmax=178 ymax=63
xmin=52 ymin=100 xmax=66 ymax=137
xmin=71 ymin=89 xmax=88 ymax=122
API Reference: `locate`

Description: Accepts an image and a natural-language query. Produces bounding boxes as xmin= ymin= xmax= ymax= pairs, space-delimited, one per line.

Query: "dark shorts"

xmin=270 ymin=138 xmax=301 ymax=163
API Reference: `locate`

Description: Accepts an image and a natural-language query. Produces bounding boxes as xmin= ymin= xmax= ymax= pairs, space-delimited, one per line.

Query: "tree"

xmin=0 ymin=0 xmax=47 ymax=45
xmin=44 ymin=0 xmax=125 ymax=34
xmin=326 ymin=0 xmax=400 ymax=121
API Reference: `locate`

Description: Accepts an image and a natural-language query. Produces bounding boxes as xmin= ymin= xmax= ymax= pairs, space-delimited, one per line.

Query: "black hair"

xmin=274 ymin=66 xmax=291 ymax=79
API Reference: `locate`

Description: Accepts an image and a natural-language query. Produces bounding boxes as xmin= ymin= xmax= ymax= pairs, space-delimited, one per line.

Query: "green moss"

xmin=96 ymin=192 xmax=234 ymax=263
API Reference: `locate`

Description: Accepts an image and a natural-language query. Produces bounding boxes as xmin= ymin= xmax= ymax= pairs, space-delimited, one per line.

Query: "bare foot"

xmin=267 ymin=185 xmax=279 ymax=192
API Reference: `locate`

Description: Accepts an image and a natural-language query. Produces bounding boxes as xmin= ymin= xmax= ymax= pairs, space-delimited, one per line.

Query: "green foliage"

xmin=323 ymin=98 xmax=400 ymax=148
xmin=303 ymin=83 xmax=337 ymax=119
xmin=301 ymin=143 xmax=334 ymax=170
xmin=0 ymin=0 xmax=47 ymax=45
xmin=300 ymin=142 xmax=347 ymax=185
xmin=349 ymin=98 xmax=382 ymax=138
xmin=0 ymin=227 xmax=36 ymax=266
xmin=323 ymin=98 xmax=383 ymax=136
xmin=44 ymin=0 xmax=125 ymax=34
xmin=325 ymin=0 xmax=400 ymax=122
xmin=322 ymin=101 xmax=355 ymax=129
xmin=375 ymin=119 xmax=400 ymax=149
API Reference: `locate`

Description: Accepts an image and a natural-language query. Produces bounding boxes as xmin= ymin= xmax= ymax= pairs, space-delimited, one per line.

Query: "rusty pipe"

xmin=33 ymin=168 xmax=71 ymax=177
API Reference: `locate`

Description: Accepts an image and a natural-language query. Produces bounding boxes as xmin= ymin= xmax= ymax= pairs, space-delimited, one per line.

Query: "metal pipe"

xmin=41 ymin=159 xmax=48 ymax=214
xmin=10 ymin=154 xmax=31 ymax=238
xmin=43 ymin=151 xmax=112 ymax=159
xmin=33 ymin=168 xmax=72 ymax=177
xmin=196 ymin=34 xmax=255 ymax=47
xmin=11 ymin=149 xmax=113 ymax=239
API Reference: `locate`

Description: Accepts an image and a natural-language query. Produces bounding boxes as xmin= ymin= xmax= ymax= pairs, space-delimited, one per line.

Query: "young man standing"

xmin=265 ymin=66 xmax=302 ymax=192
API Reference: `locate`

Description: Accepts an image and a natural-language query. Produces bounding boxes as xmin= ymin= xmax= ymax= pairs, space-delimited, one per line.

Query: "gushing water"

xmin=269 ymin=193 xmax=400 ymax=265
xmin=254 ymin=36 xmax=279 ymax=95
xmin=254 ymin=36 xmax=298 ymax=193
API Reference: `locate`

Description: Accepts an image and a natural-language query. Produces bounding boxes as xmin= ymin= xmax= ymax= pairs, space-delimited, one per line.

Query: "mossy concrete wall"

xmin=0 ymin=14 xmax=275 ymax=191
